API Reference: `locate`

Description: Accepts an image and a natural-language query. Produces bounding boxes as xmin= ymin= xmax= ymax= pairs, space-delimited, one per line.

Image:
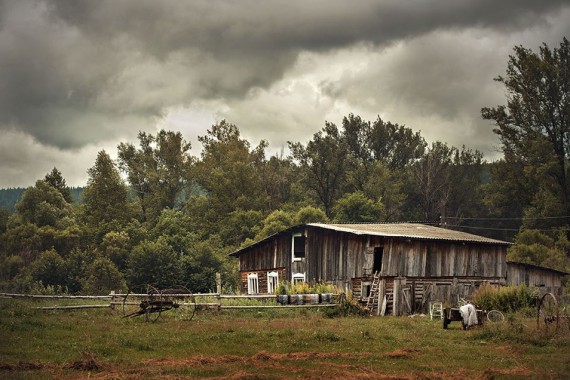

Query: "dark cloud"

xmin=0 ymin=0 xmax=568 ymax=187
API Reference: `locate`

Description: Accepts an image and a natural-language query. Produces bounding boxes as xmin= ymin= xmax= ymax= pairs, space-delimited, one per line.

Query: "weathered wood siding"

xmin=239 ymin=268 xmax=286 ymax=294
xmin=238 ymin=234 xmax=294 ymax=272
xmin=380 ymin=240 xmax=506 ymax=278
xmin=236 ymin=226 xmax=508 ymax=295
xmin=303 ymin=226 xmax=507 ymax=282
xmin=507 ymin=262 xmax=564 ymax=295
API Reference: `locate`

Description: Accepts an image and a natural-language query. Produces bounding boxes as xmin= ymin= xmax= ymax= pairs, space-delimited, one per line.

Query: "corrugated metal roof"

xmin=230 ymin=223 xmax=511 ymax=256
xmin=308 ymin=223 xmax=511 ymax=245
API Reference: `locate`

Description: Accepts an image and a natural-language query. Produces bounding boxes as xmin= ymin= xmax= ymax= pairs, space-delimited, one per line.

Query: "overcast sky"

xmin=1 ymin=0 xmax=569 ymax=188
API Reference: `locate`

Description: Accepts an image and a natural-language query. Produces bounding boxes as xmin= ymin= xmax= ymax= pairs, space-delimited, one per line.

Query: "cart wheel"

xmin=172 ymin=286 xmax=196 ymax=321
xmin=486 ymin=310 xmax=504 ymax=323
xmin=147 ymin=286 xmax=163 ymax=322
xmin=537 ymin=293 xmax=559 ymax=331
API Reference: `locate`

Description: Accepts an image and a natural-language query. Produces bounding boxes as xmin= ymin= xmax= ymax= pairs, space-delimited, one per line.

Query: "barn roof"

xmin=308 ymin=223 xmax=511 ymax=245
xmin=230 ymin=222 xmax=511 ymax=256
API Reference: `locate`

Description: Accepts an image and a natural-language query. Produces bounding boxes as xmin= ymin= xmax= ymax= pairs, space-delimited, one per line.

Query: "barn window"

xmin=292 ymin=233 xmax=306 ymax=261
xmin=267 ymin=271 xmax=279 ymax=293
xmin=247 ymin=273 xmax=259 ymax=294
xmin=292 ymin=272 xmax=305 ymax=284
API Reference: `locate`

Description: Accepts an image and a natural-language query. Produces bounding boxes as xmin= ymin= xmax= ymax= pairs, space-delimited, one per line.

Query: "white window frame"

xmin=292 ymin=272 xmax=306 ymax=284
xmin=247 ymin=273 xmax=259 ymax=294
xmin=267 ymin=271 xmax=279 ymax=294
xmin=292 ymin=233 xmax=306 ymax=262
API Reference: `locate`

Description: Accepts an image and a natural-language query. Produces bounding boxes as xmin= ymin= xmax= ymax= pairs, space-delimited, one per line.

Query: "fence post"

xmin=110 ymin=291 xmax=115 ymax=310
xmin=216 ymin=272 xmax=222 ymax=312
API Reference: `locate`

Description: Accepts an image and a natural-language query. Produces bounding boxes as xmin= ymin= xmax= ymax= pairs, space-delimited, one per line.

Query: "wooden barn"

xmin=230 ymin=223 xmax=567 ymax=315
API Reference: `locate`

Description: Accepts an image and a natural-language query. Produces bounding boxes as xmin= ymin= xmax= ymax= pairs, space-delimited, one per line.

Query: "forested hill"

xmin=0 ymin=187 xmax=83 ymax=211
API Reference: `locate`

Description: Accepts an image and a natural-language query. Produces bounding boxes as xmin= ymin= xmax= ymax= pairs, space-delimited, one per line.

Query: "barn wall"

xmin=235 ymin=227 xmax=509 ymax=297
xmin=506 ymin=263 xmax=564 ymax=295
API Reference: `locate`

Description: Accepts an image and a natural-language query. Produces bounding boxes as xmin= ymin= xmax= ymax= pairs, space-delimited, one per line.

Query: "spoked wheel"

xmin=537 ymin=292 xmax=559 ymax=331
xmin=146 ymin=285 xmax=164 ymax=322
xmin=171 ymin=286 xmax=196 ymax=321
xmin=486 ymin=310 xmax=505 ymax=323
xmin=122 ymin=290 xmax=141 ymax=318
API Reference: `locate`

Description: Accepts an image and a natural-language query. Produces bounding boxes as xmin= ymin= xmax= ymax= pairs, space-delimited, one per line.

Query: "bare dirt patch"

xmin=384 ymin=348 xmax=419 ymax=359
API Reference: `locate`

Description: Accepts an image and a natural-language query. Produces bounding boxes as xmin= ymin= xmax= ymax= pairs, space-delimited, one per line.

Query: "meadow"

xmin=1 ymin=298 xmax=569 ymax=379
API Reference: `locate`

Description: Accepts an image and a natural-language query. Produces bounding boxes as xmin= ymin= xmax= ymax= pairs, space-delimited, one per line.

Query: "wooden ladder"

xmin=366 ymin=271 xmax=381 ymax=315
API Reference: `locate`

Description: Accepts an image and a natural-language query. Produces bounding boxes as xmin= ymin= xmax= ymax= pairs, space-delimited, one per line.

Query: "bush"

xmin=273 ymin=281 xmax=342 ymax=295
xmin=472 ymin=284 xmax=539 ymax=312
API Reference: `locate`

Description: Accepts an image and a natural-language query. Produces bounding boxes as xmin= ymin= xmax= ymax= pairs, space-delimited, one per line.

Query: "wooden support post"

xmin=110 ymin=291 xmax=115 ymax=310
xmin=393 ymin=277 xmax=401 ymax=316
xmin=376 ymin=279 xmax=385 ymax=316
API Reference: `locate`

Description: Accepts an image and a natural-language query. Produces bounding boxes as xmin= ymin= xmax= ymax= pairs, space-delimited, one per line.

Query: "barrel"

xmin=289 ymin=294 xmax=304 ymax=305
xmin=277 ymin=294 xmax=289 ymax=305
xmin=320 ymin=293 xmax=333 ymax=303
xmin=303 ymin=294 xmax=319 ymax=304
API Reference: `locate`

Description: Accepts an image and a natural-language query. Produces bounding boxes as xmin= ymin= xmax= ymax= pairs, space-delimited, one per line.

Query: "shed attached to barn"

xmin=506 ymin=261 xmax=567 ymax=295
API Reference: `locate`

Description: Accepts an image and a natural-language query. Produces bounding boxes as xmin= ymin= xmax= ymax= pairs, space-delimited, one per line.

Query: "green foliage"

xmin=126 ymin=238 xmax=181 ymax=292
xmin=29 ymin=249 xmax=68 ymax=290
xmin=83 ymin=150 xmax=131 ymax=229
xmin=289 ymin=122 xmax=349 ymax=217
xmin=482 ymin=37 xmax=570 ymax=230
xmin=507 ymin=229 xmax=570 ymax=273
xmin=180 ymin=237 xmax=230 ymax=293
xmin=100 ymin=231 xmax=131 ymax=271
xmin=195 ymin=121 xmax=268 ymax=220
xmin=471 ymin=284 xmax=539 ymax=312
xmin=332 ymin=191 xmax=385 ymax=223
xmin=16 ymin=180 xmax=73 ymax=227
xmin=254 ymin=210 xmax=295 ymax=240
xmin=219 ymin=209 xmax=263 ymax=247
xmin=82 ymin=257 xmax=127 ymax=295
xmin=44 ymin=167 xmax=73 ymax=203
xmin=118 ymin=130 xmax=193 ymax=224
xmin=273 ymin=280 xmax=342 ymax=295
xmin=294 ymin=206 xmax=329 ymax=225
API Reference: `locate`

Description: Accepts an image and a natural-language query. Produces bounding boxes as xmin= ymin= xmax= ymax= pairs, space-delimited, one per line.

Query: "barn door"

xmin=373 ymin=247 xmax=384 ymax=274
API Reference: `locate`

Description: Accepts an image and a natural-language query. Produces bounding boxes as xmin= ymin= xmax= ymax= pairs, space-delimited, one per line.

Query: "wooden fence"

xmin=0 ymin=292 xmax=338 ymax=311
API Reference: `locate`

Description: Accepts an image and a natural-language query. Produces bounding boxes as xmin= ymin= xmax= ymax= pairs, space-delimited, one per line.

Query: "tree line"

xmin=0 ymin=38 xmax=569 ymax=294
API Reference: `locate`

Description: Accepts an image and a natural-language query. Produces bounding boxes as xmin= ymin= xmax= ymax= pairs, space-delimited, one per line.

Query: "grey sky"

xmin=1 ymin=0 xmax=569 ymax=187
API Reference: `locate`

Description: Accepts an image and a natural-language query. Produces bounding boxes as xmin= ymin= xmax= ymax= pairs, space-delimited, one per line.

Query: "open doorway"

xmin=373 ymin=247 xmax=383 ymax=274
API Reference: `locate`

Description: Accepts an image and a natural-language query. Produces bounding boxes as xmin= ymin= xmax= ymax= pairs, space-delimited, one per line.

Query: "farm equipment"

xmin=537 ymin=292 xmax=569 ymax=331
xmin=442 ymin=307 xmax=486 ymax=329
xmin=122 ymin=286 xmax=196 ymax=322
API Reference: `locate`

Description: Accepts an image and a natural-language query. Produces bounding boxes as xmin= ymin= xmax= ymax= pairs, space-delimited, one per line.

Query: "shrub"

xmin=472 ymin=284 xmax=539 ymax=312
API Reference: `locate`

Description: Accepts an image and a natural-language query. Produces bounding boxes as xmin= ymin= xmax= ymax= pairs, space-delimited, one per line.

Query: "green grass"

xmin=0 ymin=298 xmax=569 ymax=378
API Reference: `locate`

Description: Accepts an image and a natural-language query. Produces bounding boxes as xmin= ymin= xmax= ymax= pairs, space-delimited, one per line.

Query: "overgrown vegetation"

xmin=472 ymin=284 xmax=540 ymax=313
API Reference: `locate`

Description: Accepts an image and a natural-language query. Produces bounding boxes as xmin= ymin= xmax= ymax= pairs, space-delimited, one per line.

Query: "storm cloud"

xmin=0 ymin=0 xmax=569 ymax=186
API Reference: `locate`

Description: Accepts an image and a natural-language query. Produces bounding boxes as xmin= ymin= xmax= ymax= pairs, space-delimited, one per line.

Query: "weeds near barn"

xmin=0 ymin=298 xmax=569 ymax=378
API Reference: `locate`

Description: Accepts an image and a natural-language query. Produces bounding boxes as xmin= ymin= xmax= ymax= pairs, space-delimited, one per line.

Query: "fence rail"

xmin=1 ymin=292 xmax=340 ymax=311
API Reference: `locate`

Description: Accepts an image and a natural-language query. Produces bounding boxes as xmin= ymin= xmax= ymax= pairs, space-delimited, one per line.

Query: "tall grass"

xmin=471 ymin=284 xmax=539 ymax=312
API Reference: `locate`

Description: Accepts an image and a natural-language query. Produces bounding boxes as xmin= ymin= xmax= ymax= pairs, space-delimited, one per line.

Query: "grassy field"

xmin=1 ymin=298 xmax=569 ymax=379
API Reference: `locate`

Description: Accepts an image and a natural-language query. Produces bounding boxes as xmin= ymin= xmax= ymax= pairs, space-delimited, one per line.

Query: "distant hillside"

xmin=0 ymin=187 xmax=84 ymax=212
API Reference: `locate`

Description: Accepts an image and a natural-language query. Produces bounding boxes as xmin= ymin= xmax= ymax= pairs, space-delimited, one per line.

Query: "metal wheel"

xmin=537 ymin=292 xmax=559 ymax=331
xmin=171 ymin=287 xmax=196 ymax=321
xmin=147 ymin=286 xmax=164 ymax=322
xmin=486 ymin=309 xmax=505 ymax=323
